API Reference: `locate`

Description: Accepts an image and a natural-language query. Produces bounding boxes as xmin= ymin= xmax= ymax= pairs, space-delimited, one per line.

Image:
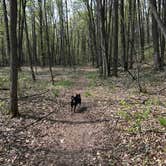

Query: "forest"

xmin=0 ymin=0 xmax=166 ymax=165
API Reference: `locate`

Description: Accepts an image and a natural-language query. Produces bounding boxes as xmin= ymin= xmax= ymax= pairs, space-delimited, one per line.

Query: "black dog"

xmin=71 ymin=94 xmax=81 ymax=112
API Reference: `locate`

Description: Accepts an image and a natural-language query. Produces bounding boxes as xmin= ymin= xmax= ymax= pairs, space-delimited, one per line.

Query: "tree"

xmin=44 ymin=0 xmax=54 ymax=84
xmin=9 ymin=0 xmax=19 ymax=117
xmin=2 ymin=0 xmax=10 ymax=64
xmin=120 ymin=0 xmax=127 ymax=71
xmin=38 ymin=0 xmax=45 ymax=66
xmin=112 ymin=0 xmax=119 ymax=77
xmin=151 ymin=0 xmax=161 ymax=70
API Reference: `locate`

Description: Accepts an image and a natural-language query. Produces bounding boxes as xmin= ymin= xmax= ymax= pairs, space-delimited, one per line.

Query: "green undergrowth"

xmin=86 ymin=71 xmax=98 ymax=88
xmin=53 ymin=80 xmax=73 ymax=88
xmin=52 ymin=88 xmax=60 ymax=97
xmin=158 ymin=117 xmax=166 ymax=127
xmin=0 ymin=76 xmax=9 ymax=87
xmin=118 ymin=99 xmax=152 ymax=134
xmin=84 ymin=91 xmax=92 ymax=97
xmin=0 ymin=101 xmax=9 ymax=115
xmin=50 ymin=79 xmax=74 ymax=97
xmin=86 ymin=71 xmax=98 ymax=80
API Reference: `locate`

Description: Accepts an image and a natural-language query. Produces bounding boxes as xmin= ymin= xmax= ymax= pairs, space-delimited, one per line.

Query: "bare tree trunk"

xmin=31 ymin=7 xmax=38 ymax=71
xmin=138 ymin=0 xmax=145 ymax=62
xmin=38 ymin=0 xmax=45 ymax=66
xmin=2 ymin=0 xmax=10 ymax=63
xmin=18 ymin=0 xmax=26 ymax=68
xmin=127 ymin=0 xmax=131 ymax=69
xmin=151 ymin=0 xmax=161 ymax=70
xmin=65 ymin=0 xmax=72 ymax=67
xmin=120 ymin=0 xmax=127 ymax=71
xmin=160 ymin=0 xmax=166 ymax=68
xmin=130 ymin=0 xmax=136 ymax=69
xmin=113 ymin=0 xmax=119 ymax=77
xmin=44 ymin=0 xmax=54 ymax=84
xmin=10 ymin=0 xmax=19 ymax=117
xmin=25 ymin=15 xmax=36 ymax=81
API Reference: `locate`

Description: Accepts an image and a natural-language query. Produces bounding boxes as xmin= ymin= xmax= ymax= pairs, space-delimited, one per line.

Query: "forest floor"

xmin=0 ymin=66 xmax=166 ymax=165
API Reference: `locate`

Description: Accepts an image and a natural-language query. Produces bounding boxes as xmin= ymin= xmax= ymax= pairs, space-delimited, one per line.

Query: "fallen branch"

xmin=15 ymin=107 xmax=59 ymax=133
xmin=19 ymin=89 xmax=49 ymax=100
xmin=0 ymin=88 xmax=10 ymax=91
xmin=0 ymin=90 xmax=49 ymax=101
xmin=118 ymin=62 xmax=136 ymax=80
xmin=142 ymin=129 xmax=166 ymax=134
xmin=0 ymin=97 xmax=9 ymax=101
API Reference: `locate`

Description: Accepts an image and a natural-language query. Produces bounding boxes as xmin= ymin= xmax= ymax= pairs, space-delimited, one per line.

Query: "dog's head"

xmin=71 ymin=96 xmax=75 ymax=100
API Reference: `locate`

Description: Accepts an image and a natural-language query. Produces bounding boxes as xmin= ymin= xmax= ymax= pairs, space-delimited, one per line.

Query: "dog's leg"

xmin=71 ymin=105 xmax=73 ymax=112
xmin=74 ymin=105 xmax=76 ymax=112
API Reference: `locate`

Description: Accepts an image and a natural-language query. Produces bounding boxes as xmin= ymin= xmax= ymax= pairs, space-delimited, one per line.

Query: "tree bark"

xmin=25 ymin=14 xmax=36 ymax=81
xmin=10 ymin=0 xmax=19 ymax=117
xmin=113 ymin=0 xmax=119 ymax=77
xmin=44 ymin=0 xmax=54 ymax=84
xmin=2 ymin=0 xmax=10 ymax=63
xmin=38 ymin=0 xmax=45 ymax=66
xmin=120 ymin=0 xmax=127 ymax=71
xmin=150 ymin=0 xmax=161 ymax=70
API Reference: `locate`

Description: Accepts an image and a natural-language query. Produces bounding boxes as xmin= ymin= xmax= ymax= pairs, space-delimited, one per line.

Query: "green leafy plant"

xmin=52 ymin=88 xmax=60 ymax=97
xmin=159 ymin=117 xmax=166 ymax=127
xmin=129 ymin=108 xmax=151 ymax=134
xmin=84 ymin=91 xmax=92 ymax=97
xmin=118 ymin=110 xmax=131 ymax=121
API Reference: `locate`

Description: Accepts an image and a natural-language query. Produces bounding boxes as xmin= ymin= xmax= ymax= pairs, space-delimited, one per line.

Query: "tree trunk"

xmin=113 ymin=0 xmax=119 ymax=77
xmin=18 ymin=0 xmax=26 ymax=68
xmin=10 ymin=0 xmax=19 ymax=117
xmin=44 ymin=0 xmax=54 ymax=84
xmin=160 ymin=0 xmax=166 ymax=68
xmin=138 ymin=0 xmax=145 ymax=62
xmin=120 ymin=0 xmax=127 ymax=71
xmin=151 ymin=0 xmax=161 ymax=70
xmin=2 ymin=0 xmax=10 ymax=63
xmin=31 ymin=7 xmax=38 ymax=70
xmin=38 ymin=0 xmax=45 ymax=66
xmin=25 ymin=15 xmax=36 ymax=81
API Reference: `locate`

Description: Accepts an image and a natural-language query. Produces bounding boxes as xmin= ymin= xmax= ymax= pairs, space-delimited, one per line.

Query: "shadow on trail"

xmin=20 ymin=114 xmax=112 ymax=125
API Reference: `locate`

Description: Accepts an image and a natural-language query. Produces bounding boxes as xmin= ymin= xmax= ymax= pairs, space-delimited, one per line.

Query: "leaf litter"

xmin=0 ymin=67 xmax=166 ymax=165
